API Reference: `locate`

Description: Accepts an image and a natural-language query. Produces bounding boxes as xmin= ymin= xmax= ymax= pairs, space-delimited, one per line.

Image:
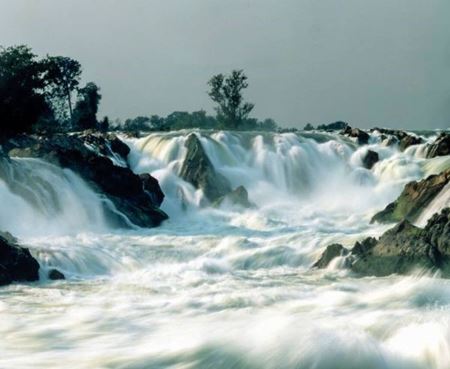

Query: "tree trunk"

xmin=66 ymin=83 xmax=73 ymax=125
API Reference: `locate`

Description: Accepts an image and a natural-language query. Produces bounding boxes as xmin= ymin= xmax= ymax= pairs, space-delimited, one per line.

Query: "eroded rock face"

xmin=4 ymin=133 xmax=168 ymax=228
xmin=371 ymin=169 xmax=450 ymax=224
xmin=0 ymin=231 xmax=40 ymax=286
xmin=314 ymin=208 xmax=450 ymax=277
xmin=362 ymin=150 xmax=379 ymax=169
xmin=426 ymin=132 xmax=450 ymax=159
xmin=179 ymin=134 xmax=232 ymax=203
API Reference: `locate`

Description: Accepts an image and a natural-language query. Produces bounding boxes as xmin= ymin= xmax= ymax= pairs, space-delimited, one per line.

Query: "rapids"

xmin=1 ymin=130 xmax=450 ymax=369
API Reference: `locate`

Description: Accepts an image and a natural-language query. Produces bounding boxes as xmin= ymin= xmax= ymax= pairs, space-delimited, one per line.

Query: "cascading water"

xmin=1 ymin=130 xmax=450 ymax=369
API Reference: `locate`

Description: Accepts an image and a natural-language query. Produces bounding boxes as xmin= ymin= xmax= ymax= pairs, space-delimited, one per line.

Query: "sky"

xmin=0 ymin=0 xmax=449 ymax=129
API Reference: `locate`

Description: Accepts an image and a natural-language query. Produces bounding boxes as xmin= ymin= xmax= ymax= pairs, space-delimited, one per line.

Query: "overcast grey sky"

xmin=1 ymin=0 xmax=449 ymax=129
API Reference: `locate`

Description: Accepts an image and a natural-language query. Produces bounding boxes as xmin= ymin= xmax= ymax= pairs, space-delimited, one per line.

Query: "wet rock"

xmin=371 ymin=128 xmax=423 ymax=151
xmin=341 ymin=126 xmax=370 ymax=145
xmin=0 ymin=232 xmax=40 ymax=286
xmin=179 ymin=134 xmax=232 ymax=203
xmin=426 ymin=132 xmax=450 ymax=158
xmin=362 ymin=150 xmax=379 ymax=169
xmin=5 ymin=133 xmax=168 ymax=228
xmin=371 ymin=169 xmax=450 ymax=224
xmin=48 ymin=269 xmax=65 ymax=280
xmin=139 ymin=173 xmax=165 ymax=207
xmin=315 ymin=208 xmax=450 ymax=277
xmin=213 ymin=185 xmax=254 ymax=208
xmin=313 ymin=244 xmax=349 ymax=268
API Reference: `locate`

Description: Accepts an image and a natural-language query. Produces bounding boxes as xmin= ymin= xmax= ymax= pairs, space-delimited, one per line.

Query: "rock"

xmin=139 ymin=173 xmax=165 ymax=207
xmin=5 ymin=133 xmax=168 ymax=228
xmin=313 ymin=244 xmax=349 ymax=268
xmin=341 ymin=126 xmax=370 ymax=145
xmin=48 ymin=269 xmax=65 ymax=280
xmin=362 ymin=150 xmax=379 ymax=169
xmin=315 ymin=208 xmax=450 ymax=277
xmin=179 ymin=134 xmax=232 ymax=202
xmin=317 ymin=121 xmax=349 ymax=131
xmin=0 ymin=232 xmax=40 ymax=286
xmin=371 ymin=128 xmax=423 ymax=151
xmin=371 ymin=169 xmax=450 ymax=224
xmin=213 ymin=185 xmax=254 ymax=208
xmin=426 ymin=132 xmax=450 ymax=158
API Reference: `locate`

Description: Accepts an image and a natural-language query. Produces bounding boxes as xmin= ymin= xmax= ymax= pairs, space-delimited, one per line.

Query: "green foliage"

xmin=73 ymin=82 xmax=101 ymax=130
xmin=0 ymin=45 xmax=51 ymax=139
xmin=42 ymin=56 xmax=82 ymax=122
xmin=208 ymin=70 xmax=254 ymax=129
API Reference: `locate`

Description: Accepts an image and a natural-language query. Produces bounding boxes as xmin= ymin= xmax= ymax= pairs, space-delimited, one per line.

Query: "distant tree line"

xmin=0 ymin=45 xmax=280 ymax=140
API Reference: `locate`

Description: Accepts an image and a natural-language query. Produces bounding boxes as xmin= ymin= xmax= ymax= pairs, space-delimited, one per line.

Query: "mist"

xmin=1 ymin=0 xmax=449 ymax=129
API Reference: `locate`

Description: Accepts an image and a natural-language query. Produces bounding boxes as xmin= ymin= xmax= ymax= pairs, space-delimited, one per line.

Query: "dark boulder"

xmin=362 ymin=150 xmax=379 ymax=169
xmin=179 ymin=134 xmax=232 ymax=203
xmin=371 ymin=169 xmax=450 ymax=224
xmin=426 ymin=132 xmax=450 ymax=158
xmin=5 ymin=133 xmax=168 ymax=228
xmin=0 ymin=232 xmax=40 ymax=286
xmin=140 ymin=173 xmax=165 ymax=207
xmin=341 ymin=126 xmax=370 ymax=145
xmin=48 ymin=269 xmax=65 ymax=280
xmin=213 ymin=185 xmax=254 ymax=208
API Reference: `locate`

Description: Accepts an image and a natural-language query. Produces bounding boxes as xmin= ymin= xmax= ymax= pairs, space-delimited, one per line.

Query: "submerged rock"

xmin=0 ymin=231 xmax=40 ymax=286
xmin=426 ymin=132 xmax=450 ymax=158
xmin=371 ymin=169 xmax=450 ymax=224
xmin=5 ymin=133 xmax=168 ymax=228
xmin=179 ymin=134 xmax=232 ymax=203
xmin=48 ymin=269 xmax=65 ymax=280
xmin=213 ymin=185 xmax=254 ymax=208
xmin=315 ymin=208 xmax=450 ymax=277
xmin=362 ymin=150 xmax=379 ymax=169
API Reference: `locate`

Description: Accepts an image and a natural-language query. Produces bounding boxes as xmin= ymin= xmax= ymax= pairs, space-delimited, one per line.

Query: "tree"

xmin=72 ymin=82 xmax=101 ymax=130
xmin=43 ymin=56 xmax=81 ymax=124
xmin=0 ymin=45 xmax=50 ymax=139
xmin=207 ymin=70 xmax=254 ymax=129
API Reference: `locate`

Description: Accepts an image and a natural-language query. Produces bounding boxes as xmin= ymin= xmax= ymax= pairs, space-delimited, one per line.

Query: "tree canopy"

xmin=208 ymin=70 xmax=254 ymax=129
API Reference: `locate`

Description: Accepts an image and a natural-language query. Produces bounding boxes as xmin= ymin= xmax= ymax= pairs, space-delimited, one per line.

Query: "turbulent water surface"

xmin=1 ymin=130 xmax=450 ymax=369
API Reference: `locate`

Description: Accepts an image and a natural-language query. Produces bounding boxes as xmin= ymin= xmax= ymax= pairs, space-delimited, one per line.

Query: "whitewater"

xmin=1 ymin=130 xmax=450 ymax=369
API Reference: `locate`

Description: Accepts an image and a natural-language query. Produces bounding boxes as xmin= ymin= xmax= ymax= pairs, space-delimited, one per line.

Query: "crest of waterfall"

xmin=0 ymin=157 xmax=120 ymax=237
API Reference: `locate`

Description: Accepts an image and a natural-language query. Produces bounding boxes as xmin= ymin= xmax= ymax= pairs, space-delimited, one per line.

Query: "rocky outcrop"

xmin=371 ymin=128 xmax=423 ymax=151
xmin=0 ymin=231 xmax=40 ymax=286
xmin=426 ymin=132 xmax=450 ymax=158
xmin=371 ymin=169 xmax=450 ymax=224
xmin=4 ymin=133 xmax=168 ymax=227
xmin=213 ymin=185 xmax=254 ymax=208
xmin=179 ymin=134 xmax=232 ymax=203
xmin=314 ymin=208 xmax=450 ymax=277
xmin=341 ymin=126 xmax=370 ymax=145
xmin=362 ymin=150 xmax=379 ymax=169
